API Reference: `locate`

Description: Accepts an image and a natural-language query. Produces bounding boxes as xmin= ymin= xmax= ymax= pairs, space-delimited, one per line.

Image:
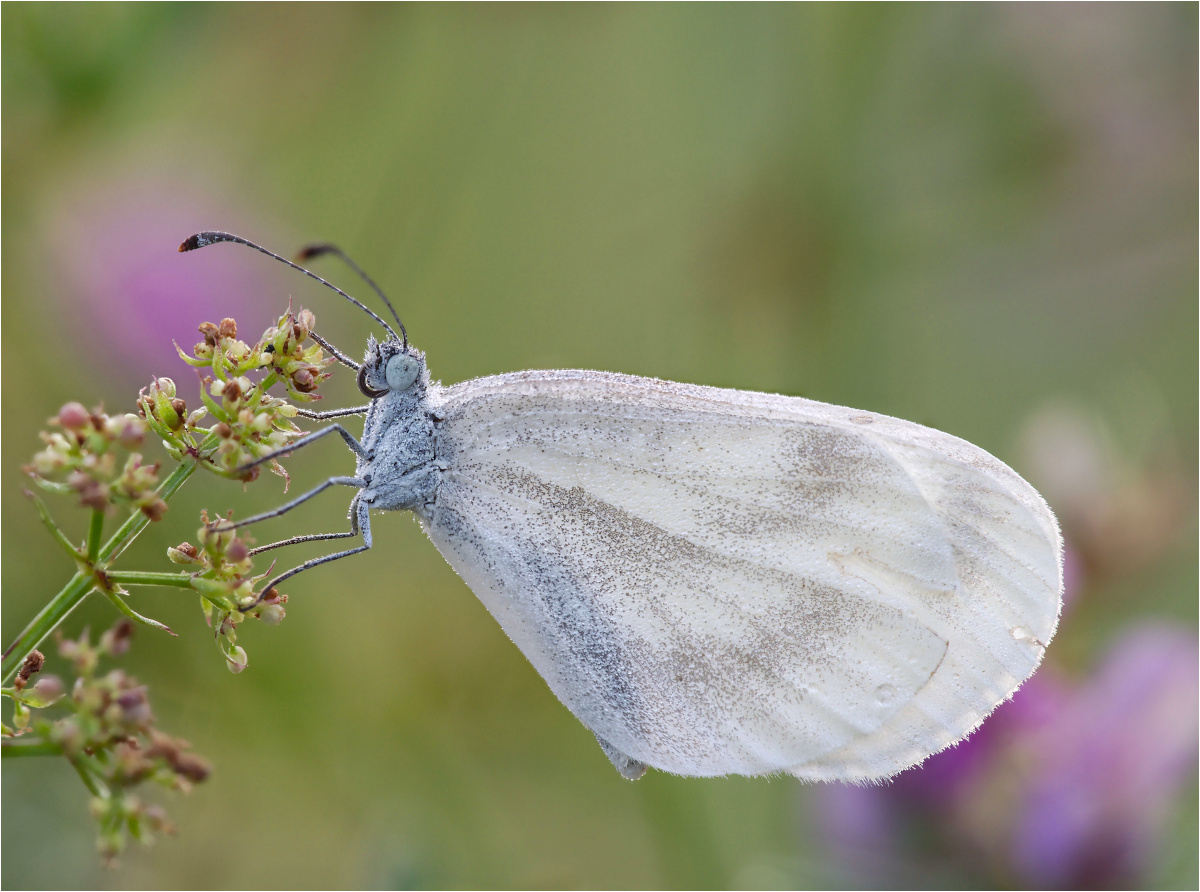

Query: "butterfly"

xmin=182 ymin=232 xmax=1063 ymax=781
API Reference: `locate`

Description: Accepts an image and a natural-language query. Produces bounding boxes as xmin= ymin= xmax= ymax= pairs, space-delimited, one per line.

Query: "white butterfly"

xmin=185 ymin=232 xmax=1063 ymax=782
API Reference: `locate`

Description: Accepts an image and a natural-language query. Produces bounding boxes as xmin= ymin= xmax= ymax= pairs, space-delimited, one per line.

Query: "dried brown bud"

xmin=214 ymin=422 xmax=232 ymax=439
xmin=218 ymin=318 xmax=238 ymax=339
xmin=58 ymin=402 xmax=91 ymax=431
xmin=14 ymin=650 xmax=45 ymax=690
xmin=221 ymin=380 xmax=242 ymax=403
xmin=140 ymin=498 xmax=168 ymax=522
xmin=172 ymin=751 xmax=212 ymax=783
xmin=198 ymin=321 xmax=220 ymax=346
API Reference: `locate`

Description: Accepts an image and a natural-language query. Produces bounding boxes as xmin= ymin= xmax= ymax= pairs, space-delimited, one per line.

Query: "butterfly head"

xmin=357 ymin=335 xmax=426 ymax=400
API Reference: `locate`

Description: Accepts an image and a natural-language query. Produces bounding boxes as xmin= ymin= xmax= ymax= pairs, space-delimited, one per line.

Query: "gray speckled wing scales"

xmin=417 ymin=370 xmax=1062 ymax=780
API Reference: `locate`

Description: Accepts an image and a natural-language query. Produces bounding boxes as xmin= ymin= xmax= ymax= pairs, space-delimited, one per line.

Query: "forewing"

xmin=420 ymin=371 xmax=1061 ymax=779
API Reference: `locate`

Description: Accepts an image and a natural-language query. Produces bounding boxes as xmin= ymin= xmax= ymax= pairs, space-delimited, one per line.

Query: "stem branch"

xmin=2 ymin=459 xmax=201 ymax=684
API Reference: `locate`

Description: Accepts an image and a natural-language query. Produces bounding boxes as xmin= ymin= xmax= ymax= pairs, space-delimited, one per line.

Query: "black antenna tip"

xmin=296 ymin=243 xmax=336 ymax=262
xmin=179 ymin=232 xmax=229 ymax=253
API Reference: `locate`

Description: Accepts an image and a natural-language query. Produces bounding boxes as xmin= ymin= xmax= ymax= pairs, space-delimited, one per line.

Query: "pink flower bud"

xmin=292 ymin=367 xmax=317 ymax=392
xmin=109 ymin=415 xmax=146 ymax=448
xmin=225 ymin=538 xmax=249 ymax=564
xmin=28 ymin=675 xmax=65 ymax=706
xmin=58 ymin=402 xmax=91 ymax=430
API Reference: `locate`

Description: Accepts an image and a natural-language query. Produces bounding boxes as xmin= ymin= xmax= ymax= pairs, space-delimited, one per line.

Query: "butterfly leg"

xmin=294 ymin=405 xmax=371 ymax=420
xmin=215 ymin=476 xmax=367 ymax=533
xmin=240 ymin=423 xmax=370 ymax=472
xmin=240 ymin=497 xmax=373 ymax=611
xmin=248 ymin=529 xmax=358 ymax=556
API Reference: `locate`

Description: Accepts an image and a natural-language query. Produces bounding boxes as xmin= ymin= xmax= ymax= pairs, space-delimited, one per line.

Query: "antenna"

xmin=297 ymin=243 xmax=407 ymax=349
xmin=179 ymin=231 xmax=402 ymax=344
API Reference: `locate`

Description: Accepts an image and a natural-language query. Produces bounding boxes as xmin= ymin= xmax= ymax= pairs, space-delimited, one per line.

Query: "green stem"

xmin=102 ymin=591 xmax=176 ymax=636
xmin=26 ymin=491 xmax=83 ymax=561
xmin=1 ymin=739 xmax=63 ymax=758
xmin=87 ymin=509 xmax=104 ymax=562
xmin=68 ymin=755 xmax=106 ymax=798
xmin=1 ymin=571 xmax=91 ymax=686
xmin=2 ymin=458 xmax=202 ymax=685
xmin=98 ymin=457 xmax=201 ymax=563
xmin=106 ymin=571 xmax=194 ymax=588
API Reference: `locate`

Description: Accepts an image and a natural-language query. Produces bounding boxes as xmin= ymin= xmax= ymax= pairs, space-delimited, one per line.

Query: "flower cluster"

xmin=168 ymin=510 xmax=288 ymax=673
xmin=139 ymin=309 xmax=333 ymax=484
xmin=25 ymin=405 xmax=167 ymax=520
xmin=3 ymin=623 xmax=211 ymax=864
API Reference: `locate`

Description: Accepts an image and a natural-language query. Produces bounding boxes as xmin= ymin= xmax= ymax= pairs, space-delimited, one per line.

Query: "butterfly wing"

xmin=417 ymin=370 xmax=1062 ymax=780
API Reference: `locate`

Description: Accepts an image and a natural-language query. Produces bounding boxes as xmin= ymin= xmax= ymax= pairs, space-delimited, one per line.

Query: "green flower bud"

xmin=225 ymin=646 xmax=248 ymax=674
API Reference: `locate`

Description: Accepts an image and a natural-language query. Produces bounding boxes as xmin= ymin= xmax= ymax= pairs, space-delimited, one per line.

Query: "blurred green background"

xmin=3 ymin=4 xmax=1196 ymax=889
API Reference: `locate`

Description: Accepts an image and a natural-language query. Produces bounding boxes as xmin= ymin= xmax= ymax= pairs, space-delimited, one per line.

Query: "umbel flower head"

xmin=138 ymin=308 xmax=334 ymax=484
xmin=169 ymin=509 xmax=290 ymax=673
xmin=3 ymin=623 xmax=212 ymax=865
xmin=26 ymin=404 xmax=167 ymax=520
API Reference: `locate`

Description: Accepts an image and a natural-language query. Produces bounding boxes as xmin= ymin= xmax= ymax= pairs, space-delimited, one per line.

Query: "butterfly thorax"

xmin=354 ymin=344 xmax=440 ymax=513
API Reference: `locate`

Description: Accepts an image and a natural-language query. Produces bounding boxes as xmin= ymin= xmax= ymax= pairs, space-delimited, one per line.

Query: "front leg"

xmin=240 ymin=424 xmax=370 ymax=472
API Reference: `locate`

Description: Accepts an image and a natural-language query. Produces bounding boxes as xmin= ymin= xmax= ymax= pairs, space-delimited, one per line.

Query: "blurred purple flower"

xmin=813 ymin=623 xmax=1199 ymax=889
xmin=1011 ymin=625 xmax=1198 ymax=887
xmin=42 ymin=173 xmax=282 ymax=401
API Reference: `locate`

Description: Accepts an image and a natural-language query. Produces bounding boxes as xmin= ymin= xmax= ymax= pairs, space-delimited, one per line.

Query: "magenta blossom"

xmin=813 ymin=623 xmax=1198 ymax=888
xmin=41 ymin=174 xmax=281 ymax=401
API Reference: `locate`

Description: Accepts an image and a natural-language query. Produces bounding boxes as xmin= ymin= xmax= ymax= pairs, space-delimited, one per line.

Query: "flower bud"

xmin=222 ymin=380 xmax=243 ymax=404
xmin=108 ymin=414 xmax=146 ymax=448
xmin=139 ymin=498 xmax=168 ymax=522
xmin=225 ymin=538 xmax=249 ymax=564
xmin=16 ymin=649 xmax=45 ymax=685
xmin=225 ymin=646 xmax=248 ymax=674
xmin=167 ymin=542 xmax=201 ymax=564
xmin=52 ymin=718 xmax=84 ymax=755
xmin=25 ymin=675 xmax=66 ymax=707
xmin=101 ymin=620 xmax=135 ymax=656
xmin=172 ymin=751 xmax=211 ymax=783
xmin=69 ymin=472 xmax=110 ymax=510
xmin=168 ymin=399 xmax=187 ymax=430
xmin=58 ymin=402 xmax=91 ymax=431
xmin=295 ymin=308 xmax=316 ymax=340
xmin=214 ymin=422 xmax=233 ymax=439
xmin=258 ymin=603 xmax=286 ymax=626
xmin=116 ymin=687 xmax=153 ymax=727
xmin=218 ymin=317 xmax=237 ymax=339
xmin=198 ymin=321 xmax=220 ymax=345
xmin=292 ymin=367 xmax=317 ymax=392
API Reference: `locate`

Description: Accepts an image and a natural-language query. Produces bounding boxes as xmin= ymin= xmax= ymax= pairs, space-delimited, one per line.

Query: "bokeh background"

xmin=3 ymin=4 xmax=1196 ymax=888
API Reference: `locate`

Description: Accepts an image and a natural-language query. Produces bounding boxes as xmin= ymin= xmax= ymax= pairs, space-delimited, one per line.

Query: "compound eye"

xmin=385 ymin=353 xmax=420 ymax=391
